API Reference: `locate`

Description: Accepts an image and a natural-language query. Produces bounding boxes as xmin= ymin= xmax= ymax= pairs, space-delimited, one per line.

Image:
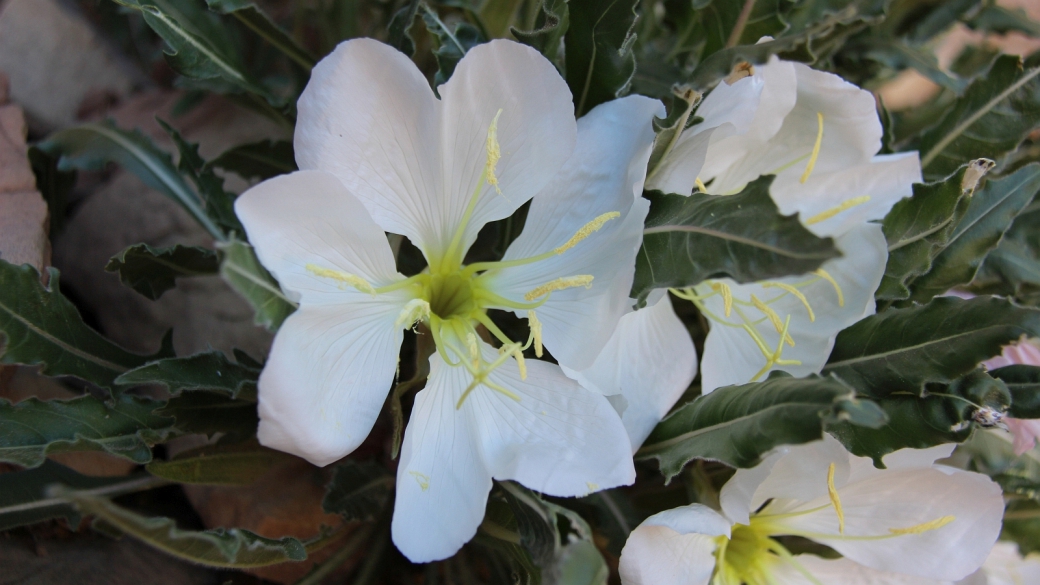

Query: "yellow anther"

xmin=800 ymin=112 xmax=824 ymax=184
xmin=814 ymin=269 xmax=844 ymax=307
xmin=749 ymin=315 xmax=802 ymax=381
xmin=466 ymin=332 xmax=481 ymax=370
xmin=711 ymin=281 xmax=733 ymax=317
xmin=827 ymin=463 xmax=845 ymax=534
xmin=527 ymin=310 xmax=544 ymax=358
xmin=395 ymin=298 xmax=431 ymax=328
xmin=725 ymin=61 xmax=755 ymax=85
xmin=805 ymin=195 xmax=872 ymax=226
xmin=305 ymin=264 xmax=376 ymax=294
xmin=524 ymin=275 xmax=594 ymax=301
xmin=501 ymin=344 xmax=527 ymax=380
xmin=486 ymin=109 xmax=503 ymax=194
xmin=554 ymin=212 xmax=621 ymax=255
xmin=408 ymin=471 xmax=430 ymax=491
xmin=695 ymin=177 xmax=708 ymax=193
xmin=751 ymin=294 xmax=794 ymax=347
xmin=888 ymin=515 xmax=955 ymax=536
xmin=761 ymin=282 xmax=815 ymax=322
xmin=586 ymin=482 xmax=599 ymax=493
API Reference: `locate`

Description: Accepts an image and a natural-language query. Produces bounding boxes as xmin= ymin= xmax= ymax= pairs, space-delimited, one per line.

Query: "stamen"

xmin=814 ymin=269 xmax=844 ymax=307
xmin=695 ymin=177 xmax=708 ymax=193
xmin=804 ymin=195 xmax=871 ymax=226
xmin=306 ymin=264 xmax=376 ymax=294
xmin=528 ymin=310 xmax=544 ymax=358
xmin=395 ymin=298 xmax=431 ymax=328
xmin=486 ymin=109 xmax=503 ymax=194
xmin=888 ymin=516 xmax=955 ymax=535
xmin=502 ymin=344 xmax=527 ymax=380
xmin=408 ymin=471 xmax=430 ymax=491
xmin=466 ymin=333 xmax=481 ymax=370
xmin=725 ymin=61 xmax=755 ymax=85
xmin=751 ymin=294 xmax=794 ymax=346
xmin=711 ymin=281 xmax=733 ymax=317
xmin=524 ymin=275 xmax=594 ymax=301
xmin=761 ymin=282 xmax=815 ymax=321
xmin=456 ymin=344 xmax=523 ymax=409
xmin=800 ymin=112 xmax=824 ymax=184
xmin=554 ymin=212 xmax=621 ymax=255
xmin=827 ymin=463 xmax=845 ymax=534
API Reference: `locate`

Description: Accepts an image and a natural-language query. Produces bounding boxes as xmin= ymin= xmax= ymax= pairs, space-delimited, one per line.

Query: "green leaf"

xmin=479 ymin=0 xmax=523 ymax=38
xmin=636 ymin=372 xmax=886 ymax=481
xmin=28 ymin=146 xmax=76 ymax=238
xmin=387 ymin=0 xmax=421 ymax=56
xmin=557 ymin=540 xmax=609 ymax=585
xmin=205 ymin=0 xmax=317 ymax=70
xmin=207 ymin=139 xmax=296 ymax=181
xmin=645 ymin=86 xmax=701 ymax=182
xmin=698 ymin=0 xmax=787 ymax=60
xmin=422 ymin=5 xmax=486 ymax=86
xmin=0 ymin=260 xmax=167 ymax=390
xmin=511 ymin=0 xmax=568 ymax=66
xmin=919 ymin=54 xmax=1040 ymax=180
xmin=105 ymin=243 xmax=219 ymax=300
xmin=60 ymin=492 xmax=315 ymax=568
xmin=36 ymin=121 xmax=224 ymax=240
xmin=0 ymin=394 xmax=175 ymax=468
xmin=0 ymin=462 xmax=164 ymax=531
xmin=989 ymin=365 xmax=1040 ymax=419
xmin=146 ymin=441 xmax=290 ymax=485
xmin=158 ymin=118 xmax=242 ymax=234
xmin=861 ymin=40 xmax=967 ymax=93
xmin=321 ymin=460 xmax=394 ymax=522
xmin=829 ymin=368 xmax=1011 ymax=465
xmin=565 ymin=0 xmax=639 ymax=116
xmin=218 ymin=238 xmax=296 ymax=331
xmin=824 ymin=296 xmax=1040 ymax=397
xmin=632 ymin=176 xmax=840 ymax=302
xmin=115 ymin=350 xmax=259 ymax=399
xmin=157 ymin=391 xmax=258 ymax=441
xmin=113 ymin=0 xmax=281 ymax=106
xmin=877 ymin=162 xmax=976 ymax=301
xmin=964 ymin=4 xmax=1040 ymax=37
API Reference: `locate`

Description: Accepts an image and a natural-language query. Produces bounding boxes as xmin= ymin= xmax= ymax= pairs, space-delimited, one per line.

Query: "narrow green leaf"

xmin=0 ymin=394 xmax=175 ymax=468
xmin=824 ymin=296 xmax=1040 ymax=396
xmin=919 ymin=54 xmax=1040 ymax=179
xmin=146 ymin=441 xmax=290 ymax=485
xmin=28 ymin=146 xmax=76 ymax=238
xmin=511 ymin=0 xmax=568 ymax=66
xmin=116 ymin=350 xmax=259 ymax=399
xmin=105 ymin=243 xmax=219 ymax=300
xmin=0 ymin=260 xmax=167 ymax=389
xmin=422 ymin=4 xmax=486 ymax=85
xmin=158 ymin=118 xmax=242 ymax=234
xmin=698 ymin=0 xmax=786 ymax=60
xmin=36 ymin=121 xmax=224 ymax=240
xmin=157 ymin=391 xmax=258 ymax=441
xmin=479 ymin=0 xmax=523 ymax=38
xmin=565 ymin=0 xmax=639 ymax=116
xmin=989 ymin=365 xmax=1040 ymax=419
xmin=218 ymin=238 xmax=296 ymax=331
xmin=207 ymin=139 xmax=296 ymax=181
xmin=206 ymin=0 xmax=317 ymax=70
xmin=636 ymin=372 xmax=885 ymax=481
xmin=322 ymin=460 xmax=394 ymax=522
xmin=645 ymin=86 xmax=701 ymax=182
xmin=632 ymin=176 xmax=840 ymax=302
xmin=965 ymin=4 xmax=1040 ymax=37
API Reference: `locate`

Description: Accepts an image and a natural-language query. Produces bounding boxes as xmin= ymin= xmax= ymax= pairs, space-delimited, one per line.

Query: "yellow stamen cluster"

xmin=527 ymin=310 xmax=544 ymax=358
xmin=712 ymin=281 xmax=733 ymax=316
xmin=751 ymin=294 xmax=794 ymax=347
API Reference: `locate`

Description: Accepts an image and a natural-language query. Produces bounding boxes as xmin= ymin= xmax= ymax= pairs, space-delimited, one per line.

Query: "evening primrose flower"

xmin=957 ymin=541 xmax=1040 ymax=585
xmin=235 ymin=38 xmax=662 ymax=562
xmin=984 ymin=338 xmax=1040 ymax=454
xmin=650 ymin=57 xmax=921 ymax=392
xmin=619 ymin=436 xmax=1003 ymax=585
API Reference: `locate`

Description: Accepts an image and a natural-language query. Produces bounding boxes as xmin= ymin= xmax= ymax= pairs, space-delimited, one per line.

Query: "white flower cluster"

xmin=233 ymin=38 xmax=1024 ymax=581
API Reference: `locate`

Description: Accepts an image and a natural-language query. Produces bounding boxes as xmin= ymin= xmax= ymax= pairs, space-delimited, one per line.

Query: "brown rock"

xmin=0 ymin=191 xmax=49 ymax=272
xmin=0 ymin=104 xmax=36 ymax=193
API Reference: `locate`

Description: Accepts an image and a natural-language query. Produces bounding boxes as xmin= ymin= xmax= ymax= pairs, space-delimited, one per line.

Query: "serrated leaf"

xmin=116 ymin=350 xmax=259 ymax=399
xmin=829 ymin=368 xmax=1011 ymax=465
xmin=206 ymin=0 xmax=316 ymax=70
xmin=632 ymin=176 xmax=840 ymax=302
xmin=903 ymin=164 xmax=1040 ymax=303
xmin=157 ymin=391 xmax=258 ymax=441
xmin=207 ymin=139 xmax=295 ymax=181
xmin=37 ymin=121 xmax=224 ymax=240
xmin=321 ymin=460 xmax=394 ymax=521
xmin=989 ymin=365 xmax=1040 ymax=419
xmin=511 ymin=0 xmax=568 ymax=66
xmin=28 ymin=146 xmax=76 ymax=238
xmin=636 ymin=372 xmax=885 ymax=481
xmin=146 ymin=441 xmax=290 ymax=485
xmin=965 ymin=4 xmax=1040 ymax=37
xmin=565 ymin=0 xmax=639 ymax=116
xmin=0 ymin=394 xmax=175 ymax=468
xmin=218 ymin=238 xmax=296 ymax=331
xmin=919 ymin=54 xmax=1040 ymax=180
xmin=387 ymin=0 xmax=421 ymax=56
xmin=158 ymin=118 xmax=242 ymax=233
xmin=61 ymin=492 xmax=318 ymax=568
xmin=645 ymin=86 xmax=701 ymax=180
xmin=422 ymin=4 xmax=486 ymax=86
xmin=0 ymin=261 xmax=168 ymax=390
xmin=824 ymin=296 xmax=1040 ymax=396
xmin=105 ymin=243 xmax=219 ymax=300
xmin=698 ymin=0 xmax=786 ymax=60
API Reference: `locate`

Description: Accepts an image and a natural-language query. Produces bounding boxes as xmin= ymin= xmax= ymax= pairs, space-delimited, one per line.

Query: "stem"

xmin=725 ymin=0 xmax=756 ymax=48
xmin=3 ymin=475 xmax=170 ymax=517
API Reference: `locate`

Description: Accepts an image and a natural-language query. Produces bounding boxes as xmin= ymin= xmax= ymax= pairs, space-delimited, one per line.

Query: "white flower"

xmin=234 ymin=38 xmax=663 ymax=561
xmin=957 ymin=541 xmax=1040 ymax=585
xmin=648 ymin=58 xmax=921 ymax=392
xmin=618 ymin=435 xmax=1003 ymax=585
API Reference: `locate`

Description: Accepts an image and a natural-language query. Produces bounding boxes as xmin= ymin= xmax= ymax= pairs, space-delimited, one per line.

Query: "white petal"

xmin=257 ymin=297 xmax=408 ymax=466
xmin=619 ymin=504 xmax=729 ymax=585
xmin=769 ymin=556 xmax=952 ymax=585
xmin=771 ymin=152 xmax=922 ymax=238
xmin=392 ymin=357 xmax=492 ymax=563
xmin=234 ymin=170 xmax=406 ymax=304
xmin=700 ymin=223 xmax=886 ymax=393
xmin=971 ymin=541 xmax=1040 ymax=585
xmin=564 ymin=292 xmax=697 ymax=452
xmin=483 ymin=96 xmax=662 ymax=369
xmin=295 ymin=39 xmax=576 ymax=261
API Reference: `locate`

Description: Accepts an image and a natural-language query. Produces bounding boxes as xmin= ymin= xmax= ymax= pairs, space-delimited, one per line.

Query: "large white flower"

xmin=648 ymin=58 xmax=921 ymax=392
xmin=618 ymin=435 xmax=1003 ymax=585
xmin=234 ymin=38 xmax=663 ymax=562
xmin=957 ymin=541 xmax=1040 ymax=585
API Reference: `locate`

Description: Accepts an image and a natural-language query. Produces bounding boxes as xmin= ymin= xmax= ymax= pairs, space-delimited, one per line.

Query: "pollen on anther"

xmin=800 ymin=112 xmax=824 ymax=184
xmin=751 ymin=294 xmax=794 ymax=346
xmin=486 ymin=109 xmax=504 ymax=194
xmin=889 ymin=515 xmax=955 ymax=535
xmin=306 ymin=264 xmax=376 ymax=294
xmin=524 ymin=275 xmax=594 ymax=301
xmin=827 ymin=463 xmax=845 ymax=534
xmin=554 ymin=211 xmax=621 ymax=255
